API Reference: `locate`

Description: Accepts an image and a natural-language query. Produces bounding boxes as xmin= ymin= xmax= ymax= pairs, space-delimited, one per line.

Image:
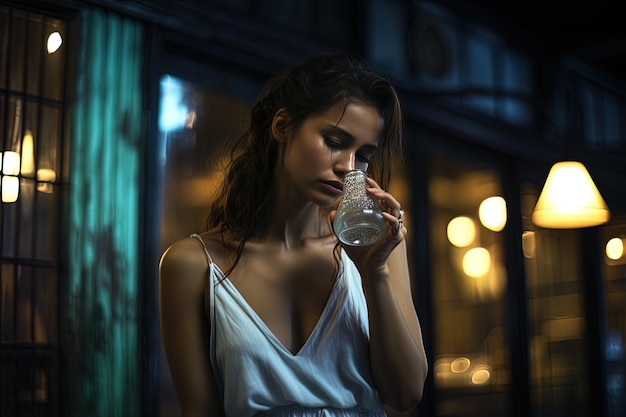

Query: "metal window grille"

xmin=0 ymin=5 xmax=68 ymax=417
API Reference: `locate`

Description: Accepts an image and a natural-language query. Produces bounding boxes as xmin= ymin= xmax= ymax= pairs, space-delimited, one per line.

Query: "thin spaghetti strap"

xmin=191 ymin=233 xmax=222 ymax=390
xmin=190 ymin=233 xmax=213 ymax=265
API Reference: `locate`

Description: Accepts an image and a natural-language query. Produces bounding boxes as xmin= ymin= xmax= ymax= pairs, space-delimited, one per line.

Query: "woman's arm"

xmin=360 ymin=239 xmax=428 ymax=411
xmin=337 ymin=180 xmax=428 ymax=411
xmin=159 ymin=238 xmax=224 ymax=417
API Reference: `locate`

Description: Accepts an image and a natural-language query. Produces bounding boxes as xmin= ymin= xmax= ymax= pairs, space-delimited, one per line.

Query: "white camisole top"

xmin=192 ymin=234 xmax=386 ymax=417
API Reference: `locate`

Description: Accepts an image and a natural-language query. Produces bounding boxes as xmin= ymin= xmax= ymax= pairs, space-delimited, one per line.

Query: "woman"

xmin=159 ymin=51 xmax=428 ymax=417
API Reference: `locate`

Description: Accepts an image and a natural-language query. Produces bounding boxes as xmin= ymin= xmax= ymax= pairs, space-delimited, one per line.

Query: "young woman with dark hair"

xmin=159 ymin=51 xmax=428 ymax=417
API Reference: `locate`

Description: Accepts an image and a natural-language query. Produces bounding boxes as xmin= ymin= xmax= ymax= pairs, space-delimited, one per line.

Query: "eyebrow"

xmin=323 ymin=124 xmax=379 ymax=151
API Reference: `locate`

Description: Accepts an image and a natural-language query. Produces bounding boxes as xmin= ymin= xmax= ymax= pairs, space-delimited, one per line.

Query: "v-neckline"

xmin=211 ymin=259 xmax=344 ymax=357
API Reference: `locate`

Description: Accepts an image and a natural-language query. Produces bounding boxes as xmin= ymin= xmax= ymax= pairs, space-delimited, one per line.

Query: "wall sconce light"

xmin=531 ymin=161 xmax=610 ymax=228
xmin=47 ymin=31 xmax=63 ymax=54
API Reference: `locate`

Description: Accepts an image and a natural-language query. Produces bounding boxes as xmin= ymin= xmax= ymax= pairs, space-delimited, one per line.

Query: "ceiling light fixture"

xmin=531 ymin=160 xmax=609 ymax=228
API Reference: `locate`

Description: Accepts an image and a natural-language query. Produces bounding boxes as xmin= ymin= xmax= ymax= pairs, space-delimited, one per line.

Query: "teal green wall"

xmin=67 ymin=8 xmax=143 ymax=416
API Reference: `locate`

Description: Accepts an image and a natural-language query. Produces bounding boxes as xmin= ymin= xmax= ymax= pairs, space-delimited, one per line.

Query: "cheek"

xmin=286 ymin=139 xmax=331 ymax=172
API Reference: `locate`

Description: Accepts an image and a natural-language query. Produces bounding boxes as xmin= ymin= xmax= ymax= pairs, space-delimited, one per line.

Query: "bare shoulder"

xmin=159 ymin=235 xmax=214 ymax=317
xmin=159 ymin=229 xmax=230 ymax=282
xmin=160 ymin=236 xmax=208 ymax=279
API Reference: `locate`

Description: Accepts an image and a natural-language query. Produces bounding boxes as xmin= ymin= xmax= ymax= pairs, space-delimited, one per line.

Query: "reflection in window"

xmin=157 ymin=74 xmax=254 ymax=416
xmin=0 ymin=5 xmax=67 ymax=416
xmin=522 ymin=183 xmax=590 ymax=417
xmin=429 ymin=156 xmax=510 ymax=416
xmin=157 ymin=75 xmax=254 ymax=249
xmin=601 ymin=225 xmax=626 ymax=417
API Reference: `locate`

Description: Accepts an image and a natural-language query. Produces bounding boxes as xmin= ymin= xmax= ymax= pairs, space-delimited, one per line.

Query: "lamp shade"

xmin=532 ymin=161 xmax=610 ymax=228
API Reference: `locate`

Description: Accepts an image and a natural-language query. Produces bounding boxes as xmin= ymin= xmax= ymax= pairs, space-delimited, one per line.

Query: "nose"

xmin=334 ymin=150 xmax=357 ymax=177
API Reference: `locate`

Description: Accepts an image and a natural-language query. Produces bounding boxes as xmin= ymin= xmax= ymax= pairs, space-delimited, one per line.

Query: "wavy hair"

xmin=205 ymin=51 xmax=404 ymax=273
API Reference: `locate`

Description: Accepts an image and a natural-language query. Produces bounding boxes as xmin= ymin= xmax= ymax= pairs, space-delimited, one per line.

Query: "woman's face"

xmin=280 ymin=101 xmax=383 ymax=208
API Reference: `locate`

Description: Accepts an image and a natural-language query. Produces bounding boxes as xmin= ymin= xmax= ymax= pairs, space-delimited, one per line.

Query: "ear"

xmin=271 ymin=108 xmax=291 ymax=143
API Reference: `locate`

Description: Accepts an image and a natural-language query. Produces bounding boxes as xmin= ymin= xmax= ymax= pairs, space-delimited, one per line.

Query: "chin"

xmin=317 ymin=197 xmax=341 ymax=210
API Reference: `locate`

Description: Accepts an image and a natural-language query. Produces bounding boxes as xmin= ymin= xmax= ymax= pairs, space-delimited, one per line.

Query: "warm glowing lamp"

xmin=21 ymin=131 xmax=35 ymax=176
xmin=2 ymin=175 xmax=19 ymax=203
xmin=462 ymin=247 xmax=491 ymax=278
xmin=447 ymin=216 xmax=476 ymax=247
xmin=2 ymin=151 xmax=20 ymax=175
xmin=479 ymin=196 xmax=507 ymax=232
xmin=471 ymin=366 xmax=491 ymax=385
xmin=532 ymin=161 xmax=610 ymax=228
xmin=37 ymin=168 xmax=56 ymax=193
xmin=47 ymin=31 xmax=63 ymax=54
xmin=450 ymin=357 xmax=471 ymax=373
xmin=606 ymin=237 xmax=624 ymax=260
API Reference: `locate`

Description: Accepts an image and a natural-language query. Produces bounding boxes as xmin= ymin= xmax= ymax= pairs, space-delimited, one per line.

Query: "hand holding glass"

xmin=333 ymin=170 xmax=386 ymax=246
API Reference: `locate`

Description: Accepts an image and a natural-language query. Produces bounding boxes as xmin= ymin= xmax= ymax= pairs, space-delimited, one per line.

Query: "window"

xmin=601 ymin=224 xmax=626 ymax=417
xmin=427 ymin=147 xmax=512 ymax=416
xmin=156 ymin=72 xmax=256 ymax=416
xmin=0 ymin=5 xmax=69 ymax=417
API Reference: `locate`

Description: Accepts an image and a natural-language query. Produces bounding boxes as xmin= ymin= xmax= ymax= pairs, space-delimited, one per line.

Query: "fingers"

xmin=380 ymin=211 xmax=406 ymax=237
xmin=364 ymin=176 xmax=406 ymax=240
xmin=366 ymin=186 xmax=403 ymax=218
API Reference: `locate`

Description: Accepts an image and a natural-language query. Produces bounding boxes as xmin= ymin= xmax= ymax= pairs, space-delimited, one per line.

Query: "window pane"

xmin=0 ymin=263 xmax=15 ymax=341
xmin=18 ymin=178 xmax=36 ymax=258
xmin=36 ymin=185 xmax=59 ymax=260
xmin=12 ymin=266 xmax=55 ymax=344
xmin=26 ymin=14 xmax=44 ymax=96
xmin=8 ymin=10 xmax=26 ymax=93
xmin=157 ymin=72 xmax=256 ymax=415
xmin=38 ymin=104 xmax=60 ymax=174
xmin=33 ymin=267 xmax=56 ymax=343
xmin=521 ymin=183 xmax=590 ymax=417
xmin=601 ymin=225 xmax=626 ymax=417
xmin=429 ymin=154 xmax=510 ymax=415
xmin=1 ymin=196 xmax=18 ymax=257
xmin=0 ymin=6 xmax=8 ymax=90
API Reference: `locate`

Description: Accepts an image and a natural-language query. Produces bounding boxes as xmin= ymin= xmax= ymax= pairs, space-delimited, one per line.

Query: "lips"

xmin=320 ymin=180 xmax=344 ymax=195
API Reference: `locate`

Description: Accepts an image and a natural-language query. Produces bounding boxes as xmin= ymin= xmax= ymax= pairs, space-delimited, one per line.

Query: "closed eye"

xmin=324 ymin=135 xmax=343 ymax=149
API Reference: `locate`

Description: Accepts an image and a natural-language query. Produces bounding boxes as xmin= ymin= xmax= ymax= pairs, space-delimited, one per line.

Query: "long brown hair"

xmin=205 ymin=51 xmax=404 ymax=274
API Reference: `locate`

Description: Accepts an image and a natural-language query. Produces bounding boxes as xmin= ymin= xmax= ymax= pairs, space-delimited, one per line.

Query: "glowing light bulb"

xmin=606 ymin=237 xmax=624 ymax=260
xmin=2 ymin=151 xmax=20 ymax=175
xmin=462 ymin=247 xmax=491 ymax=278
xmin=2 ymin=175 xmax=19 ymax=203
xmin=447 ymin=216 xmax=476 ymax=247
xmin=47 ymin=31 xmax=62 ymax=54
xmin=450 ymin=357 xmax=471 ymax=373
xmin=479 ymin=196 xmax=507 ymax=232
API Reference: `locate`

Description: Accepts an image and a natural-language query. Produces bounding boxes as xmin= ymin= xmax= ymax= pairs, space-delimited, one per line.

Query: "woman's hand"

xmin=330 ymin=177 xmax=406 ymax=273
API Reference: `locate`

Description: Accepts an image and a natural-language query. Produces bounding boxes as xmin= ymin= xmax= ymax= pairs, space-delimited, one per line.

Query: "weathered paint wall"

xmin=67 ymin=7 xmax=143 ymax=417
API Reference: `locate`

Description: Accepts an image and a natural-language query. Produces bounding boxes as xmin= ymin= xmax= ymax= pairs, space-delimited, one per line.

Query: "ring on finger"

xmin=396 ymin=218 xmax=404 ymax=232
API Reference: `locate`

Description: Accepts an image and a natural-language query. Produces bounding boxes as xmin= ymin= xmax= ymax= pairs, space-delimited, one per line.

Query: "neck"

xmin=257 ymin=196 xmax=328 ymax=249
xmin=254 ymin=170 xmax=332 ymax=248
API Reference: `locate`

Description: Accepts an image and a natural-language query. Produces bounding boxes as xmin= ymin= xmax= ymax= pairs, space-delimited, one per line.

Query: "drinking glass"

xmin=333 ymin=169 xmax=386 ymax=246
